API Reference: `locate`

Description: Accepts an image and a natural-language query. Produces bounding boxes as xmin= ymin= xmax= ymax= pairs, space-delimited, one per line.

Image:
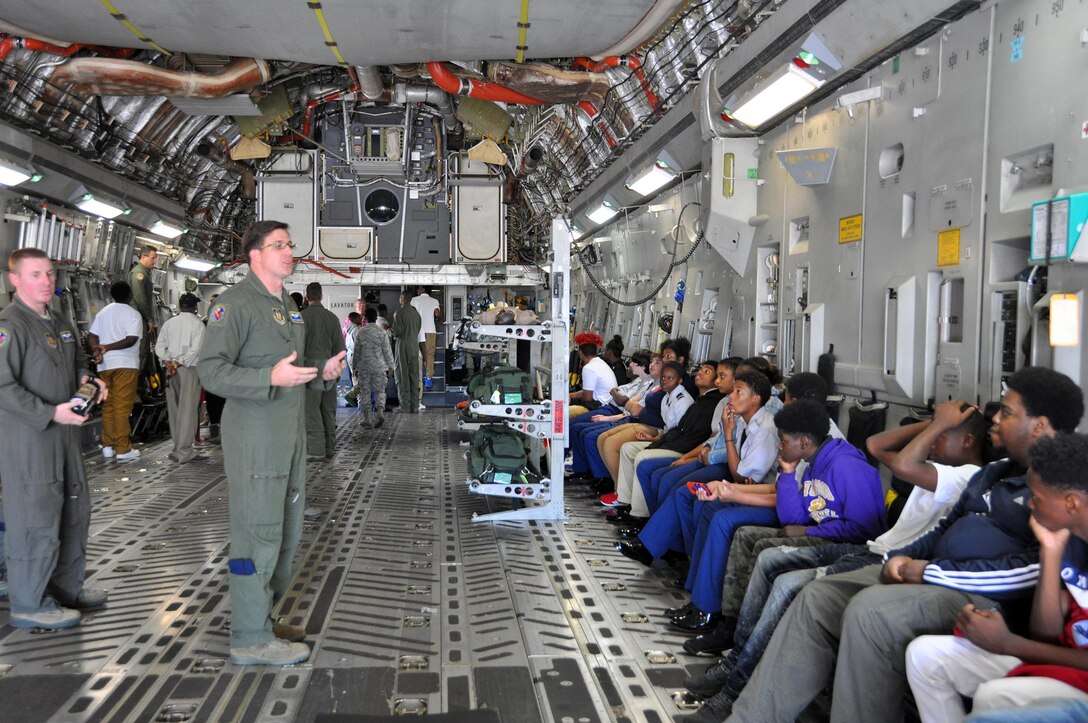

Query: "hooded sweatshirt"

xmin=774 ymin=437 xmax=887 ymax=543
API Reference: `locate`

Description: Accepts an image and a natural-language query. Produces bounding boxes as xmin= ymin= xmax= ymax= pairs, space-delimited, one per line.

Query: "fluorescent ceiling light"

xmin=1050 ymin=293 xmax=1080 ymax=347
xmin=626 ymin=160 xmax=677 ymax=196
xmin=0 ymin=157 xmax=33 ymax=187
xmin=75 ymin=190 xmax=128 ymax=219
xmin=174 ymin=255 xmax=218 ymax=273
xmin=586 ymin=198 xmax=619 ymax=225
xmin=149 ymin=218 xmax=186 ymax=239
xmin=728 ymin=63 xmax=825 ymax=129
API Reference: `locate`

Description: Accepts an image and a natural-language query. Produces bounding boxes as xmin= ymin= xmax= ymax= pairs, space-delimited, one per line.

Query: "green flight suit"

xmin=0 ymin=296 xmax=92 ymax=615
xmin=391 ymin=303 xmax=422 ymax=413
xmin=197 ymin=272 xmax=333 ymax=648
xmin=127 ymin=262 xmax=155 ymax=370
xmin=300 ymin=301 xmax=344 ymax=457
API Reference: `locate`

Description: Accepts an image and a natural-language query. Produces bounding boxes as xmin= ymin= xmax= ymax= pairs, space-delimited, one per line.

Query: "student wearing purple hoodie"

xmin=668 ymin=400 xmax=886 ymax=634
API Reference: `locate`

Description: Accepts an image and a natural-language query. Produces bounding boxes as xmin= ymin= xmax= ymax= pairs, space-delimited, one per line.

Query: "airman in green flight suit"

xmin=198 ymin=221 xmax=346 ymax=666
xmin=392 ymin=289 xmax=422 ymax=413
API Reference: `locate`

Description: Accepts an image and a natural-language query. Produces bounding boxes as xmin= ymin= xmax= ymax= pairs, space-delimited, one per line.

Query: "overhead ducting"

xmin=486 ymin=62 xmax=610 ymax=106
xmin=196 ymin=141 xmax=257 ymax=200
xmin=426 ymin=61 xmax=543 ymax=105
xmin=354 ymin=65 xmax=384 ymax=100
xmin=393 ymin=83 xmax=460 ymax=132
xmin=50 ymin=57 xmax=271 ymax=98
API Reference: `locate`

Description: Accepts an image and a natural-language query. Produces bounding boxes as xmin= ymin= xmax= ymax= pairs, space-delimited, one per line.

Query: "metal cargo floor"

xmin=0 ymin=410 xmax=711 ymax=722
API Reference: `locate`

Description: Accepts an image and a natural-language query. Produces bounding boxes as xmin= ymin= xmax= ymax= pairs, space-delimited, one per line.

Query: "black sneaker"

xmin=684 ymin=657 xmax=733 ymax=698
xmin=682 ymin=618 xmax=736 ymax=656
xmin=677 ymin=686 xmax=735 ymax=722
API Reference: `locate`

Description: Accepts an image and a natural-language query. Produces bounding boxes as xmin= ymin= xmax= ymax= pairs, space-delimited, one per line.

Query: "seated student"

xmin=589 ymin=356 xmax=666 ymax=487
xmin=635 ymin=367 xmax=835 ymax=520
xmin=568 ymin=333 xmax=618 ymax=419
xmin=597 ymin=342 xmax=689 ymax=482
xmin=567 ymin=349 xmax=654 ymax=478
xmin=627 ymin=359 xmax=738 ymax=516
xmin=739 ymin=356 xmax=784 ymax=416
xmin=665 ymin=337 xmax=698 ymax=397
xmin=618 ymin=369 xmax=778 ymax=576
xmin=906 ymin=432 xmax=1088 ymax=722
xmin=725 ymin=366 xmax=1084 ymax=723
xmin=677 ymin=400 xmax=886 ymax=639
xmin=603 ymin=335 xmax=629 ymax=385
xmin=678 ymin=400 xmax=985 ymax=719
xmin=609 ymin=360 xmax=700 ymax=513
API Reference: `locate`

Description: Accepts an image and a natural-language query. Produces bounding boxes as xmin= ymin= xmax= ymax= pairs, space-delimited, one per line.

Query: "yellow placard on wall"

xmin=838 ymin=214 xmax=863 ymax=244
xmin=937 ymin=228 xmax=961 ymax=267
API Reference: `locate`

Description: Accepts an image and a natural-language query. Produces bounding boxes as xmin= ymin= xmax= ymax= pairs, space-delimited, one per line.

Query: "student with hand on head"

xmin=906 ymin=432 xmax=1088 ymax=721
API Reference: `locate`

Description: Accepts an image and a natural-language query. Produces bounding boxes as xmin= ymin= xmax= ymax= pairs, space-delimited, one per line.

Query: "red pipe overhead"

xmin=426 ymin=61 xmax=544 ymax=105
xmin=574 ymin=54 xmax=659 ymax=111
xmin=302 ymin=82 xmax=359 ymax=137
xmin=0 ymin=35 xmax=135 ymax=62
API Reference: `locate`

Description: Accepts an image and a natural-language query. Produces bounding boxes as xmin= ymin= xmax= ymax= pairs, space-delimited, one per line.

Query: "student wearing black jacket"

xmin=612 ymin=361 xmax=724 ymax=521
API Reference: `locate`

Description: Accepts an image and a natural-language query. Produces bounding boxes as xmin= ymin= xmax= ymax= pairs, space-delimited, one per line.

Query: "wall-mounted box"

xmin=1030 ymin=192 xmax=1088 ymax=263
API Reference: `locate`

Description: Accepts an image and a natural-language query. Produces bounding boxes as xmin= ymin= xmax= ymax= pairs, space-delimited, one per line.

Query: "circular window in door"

xmin=364 ymin=188 xmax=400 ymax=224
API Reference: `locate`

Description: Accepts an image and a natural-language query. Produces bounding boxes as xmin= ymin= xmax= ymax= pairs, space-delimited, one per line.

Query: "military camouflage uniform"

xmin=351 ymin=324 xmax=394 ymax=426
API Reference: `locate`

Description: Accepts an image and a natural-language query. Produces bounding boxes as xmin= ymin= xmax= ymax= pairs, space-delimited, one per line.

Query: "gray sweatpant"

xmin=727 ymin=564 xmax=998 ymax=723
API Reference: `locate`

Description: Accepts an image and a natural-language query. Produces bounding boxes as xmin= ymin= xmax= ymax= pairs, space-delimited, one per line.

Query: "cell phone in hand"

xmin=687 ymin=481 xmax=708 ymax=495
xmin=71 ymin=381 xmax=100 ymax=416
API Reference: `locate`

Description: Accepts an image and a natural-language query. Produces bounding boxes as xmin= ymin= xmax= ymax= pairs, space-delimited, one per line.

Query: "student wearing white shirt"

xmin=569 ymin=337 xmax=618 ymax=419
xmin=410 ymin=287 xmax=442 ymax=384
xmin=88 ymin=281 xmax=144 ymax=462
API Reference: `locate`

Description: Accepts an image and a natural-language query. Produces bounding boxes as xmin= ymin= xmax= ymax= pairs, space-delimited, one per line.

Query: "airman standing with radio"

xmin=0 ymin=248 xmax=109 ymax=629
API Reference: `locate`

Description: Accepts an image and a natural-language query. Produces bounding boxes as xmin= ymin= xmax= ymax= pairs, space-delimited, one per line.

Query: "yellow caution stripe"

xmin=306 ymin=1 xmax=349 ymax=67
xmin=515 ymin=0 xmax=530 ymax=63
xmin=99 ymin=0 xmax=172 ymax=55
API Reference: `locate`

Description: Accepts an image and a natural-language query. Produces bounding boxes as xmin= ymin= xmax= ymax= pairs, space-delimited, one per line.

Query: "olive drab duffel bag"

xmin=465 ymin=424 xmax=539 ymax=485
xmin=466 ymin=364 xmax=533 ymax=405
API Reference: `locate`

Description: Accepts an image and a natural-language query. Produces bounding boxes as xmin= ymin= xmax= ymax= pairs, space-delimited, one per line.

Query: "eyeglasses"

xmin=259 ymin=241 xmax=296 ymax=251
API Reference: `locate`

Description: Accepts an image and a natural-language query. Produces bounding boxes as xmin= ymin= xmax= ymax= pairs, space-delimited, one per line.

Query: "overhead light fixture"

xmin=626 ymin=151 xmax=680 ymax=197
xmin=149 ymin=218 xmax=187 ymax=239
xmin=725 ymin=61 xmax=827 ymax=129
xmin=73 ymin=187 xmax=129 ymax=219
xmin=0 ymin=157 xmax=34 ymax=187
xmin=173 ymin=255 xmax=218 ymax=273
xmin=586 ymin=196 xmax=620 ymax=225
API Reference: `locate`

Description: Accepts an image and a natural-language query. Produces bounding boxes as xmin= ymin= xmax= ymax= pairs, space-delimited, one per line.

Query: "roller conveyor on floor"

xmin=0 ymin=408 xmax=716 ymax=722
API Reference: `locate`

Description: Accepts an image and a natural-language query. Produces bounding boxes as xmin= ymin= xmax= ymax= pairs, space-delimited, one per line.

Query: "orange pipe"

xmin=426 ymin=61 xmax=544 ymax=105
xmin=302 ymin=82 xmax=359 ymax=137
xmin=575 ymin=54 xmax=659 ymax=111
xmin=576 ymin=101 xmax=616 ymax=148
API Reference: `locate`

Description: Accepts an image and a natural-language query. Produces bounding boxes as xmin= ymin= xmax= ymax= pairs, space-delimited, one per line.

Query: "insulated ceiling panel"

xmin=0 ymin=0 xmax=678 ymax=65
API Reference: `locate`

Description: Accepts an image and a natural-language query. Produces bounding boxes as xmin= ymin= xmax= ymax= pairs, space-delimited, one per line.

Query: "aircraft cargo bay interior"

xmin=1 ymin=0 xmax=1088 ymax=721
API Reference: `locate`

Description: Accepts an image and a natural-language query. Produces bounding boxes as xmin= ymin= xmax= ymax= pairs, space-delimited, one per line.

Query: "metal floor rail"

xmin=0 ymin=409 xmax=711 ymax=722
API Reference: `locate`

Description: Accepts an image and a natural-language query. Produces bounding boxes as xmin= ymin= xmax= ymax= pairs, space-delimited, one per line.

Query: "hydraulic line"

xmin=575 ymin=201 xmax=703 ymax=306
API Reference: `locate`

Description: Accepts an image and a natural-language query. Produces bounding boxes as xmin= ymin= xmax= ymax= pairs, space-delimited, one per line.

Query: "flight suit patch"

xmin=45 ymin=333 xmax=58 ymax=348
xmin=0 ymin=327 xmax=9 ymax=348
xmin=272 ymin=308 xmax=286 ymax=325
xmin=135 ymin=272 xmax=145 ymax=282
xmin=60 ymin=330 xmax=75 ymax=343
xmin=210 ymin=304 xmax=228 ymax=324
xmin=288 ymin=311 xmax=304 ymax=324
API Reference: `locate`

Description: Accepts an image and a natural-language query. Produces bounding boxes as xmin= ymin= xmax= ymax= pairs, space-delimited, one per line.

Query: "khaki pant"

xmin=165 ymin=365 xmax=201 ymax=462
xmin=598 ymin=423 xmax=659 ymax=481
xmin=618 ymin=444 xmax=681 ymax=515
xmin=100 ymin=368 xmax=139 ymax=453
xmin=422 ymin=332 xmax=436 ymax=378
